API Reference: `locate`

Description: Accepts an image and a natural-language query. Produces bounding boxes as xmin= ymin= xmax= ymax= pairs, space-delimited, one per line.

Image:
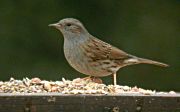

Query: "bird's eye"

xmin=66 ymin=23 xmax=71 ymax=26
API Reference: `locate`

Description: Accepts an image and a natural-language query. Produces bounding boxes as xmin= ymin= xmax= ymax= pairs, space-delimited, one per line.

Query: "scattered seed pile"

xmin=0 ymin=77 xmax=176 ymax=95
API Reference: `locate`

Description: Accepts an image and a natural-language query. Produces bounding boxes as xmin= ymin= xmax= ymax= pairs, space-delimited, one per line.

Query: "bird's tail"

xmin=125 ymin=55 xmax=169 ymax=67
xmin=137 ymin=57 xmax=169 ymax=67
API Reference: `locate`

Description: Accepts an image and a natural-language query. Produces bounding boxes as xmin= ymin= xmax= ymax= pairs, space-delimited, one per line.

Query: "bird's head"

xmin=49 ymin=18 xmax=88 ymax=37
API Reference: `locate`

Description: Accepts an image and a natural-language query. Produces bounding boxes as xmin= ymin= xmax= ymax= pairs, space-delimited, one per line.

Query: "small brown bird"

xmin=49 ymin=18 xmax=168 ymax=85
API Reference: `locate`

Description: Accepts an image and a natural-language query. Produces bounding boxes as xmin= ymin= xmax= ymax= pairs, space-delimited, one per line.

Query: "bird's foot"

xmin=91 ymin=77 xmax=103 ymax=84
xmin=82 ymin=76 xmax=92 ymax=80
xmin=82 ymin=76 xmax=103 ymax=84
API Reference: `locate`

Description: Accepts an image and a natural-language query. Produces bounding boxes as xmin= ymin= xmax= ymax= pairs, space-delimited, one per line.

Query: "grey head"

xmin=49 ymin=18 xmax=89 ymax=38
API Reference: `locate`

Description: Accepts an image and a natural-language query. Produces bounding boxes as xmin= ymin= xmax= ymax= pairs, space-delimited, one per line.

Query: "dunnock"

xmin=49 ymin=18 xmax=168 ymax=85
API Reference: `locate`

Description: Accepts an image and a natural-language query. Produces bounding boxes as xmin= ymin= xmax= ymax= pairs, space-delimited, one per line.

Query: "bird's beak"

xmin=48 ymin=23 xmax=59 ymax=27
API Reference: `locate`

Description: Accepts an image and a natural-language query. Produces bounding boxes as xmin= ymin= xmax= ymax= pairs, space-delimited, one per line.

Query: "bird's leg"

xmin=82 ymin=76 xmax=92 ymax=80
xmin=113 ymin=73 xmax=117 ymax=86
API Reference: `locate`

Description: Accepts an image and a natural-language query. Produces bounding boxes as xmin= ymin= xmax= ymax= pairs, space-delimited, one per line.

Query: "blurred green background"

xmin=0 ymin=0 xmax=179 ymax=91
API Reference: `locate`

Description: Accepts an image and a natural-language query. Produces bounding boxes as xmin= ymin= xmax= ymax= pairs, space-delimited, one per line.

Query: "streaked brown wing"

xmin=108 ymin=46 xmax=130 ymax=60
xmin=82 ymin=36 xmax=130 ymax=61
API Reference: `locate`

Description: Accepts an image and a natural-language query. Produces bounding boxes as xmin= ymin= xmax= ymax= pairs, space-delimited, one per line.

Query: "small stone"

xmin=23 ymin=78 xmax=31 ymax=86
xmin=114 ymin=88 xmax=124 ymax=93
xmin=10 ymin=77 xmax=15 ymax=82
xmin=31 ymin=78 xmax=41 ymax=84
xmin=56 ymin=81 xmax=66 ymax=87
xmin=131 ymin=86 xmax=139 ymax=92
xmin=0 ymin=81 xmax=3 ymax=85
xmin=44 ymin=82 xmax=52 ymax=91
xmin=122 ymin=86 xmax=131 ymax=91
xmin=72 ymin=78 xmax=82 ymax=83
xmin=62 ymin=78 xmax=66 ymax=82
xmin=51 ymin=86 xmax=58 ymax=92
xmin=169 ymin=91 xmax=176 ymax=94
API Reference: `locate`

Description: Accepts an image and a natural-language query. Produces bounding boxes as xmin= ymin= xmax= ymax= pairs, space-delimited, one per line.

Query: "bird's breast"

xmin=63 ymin=39 xmax=114 ymax=77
